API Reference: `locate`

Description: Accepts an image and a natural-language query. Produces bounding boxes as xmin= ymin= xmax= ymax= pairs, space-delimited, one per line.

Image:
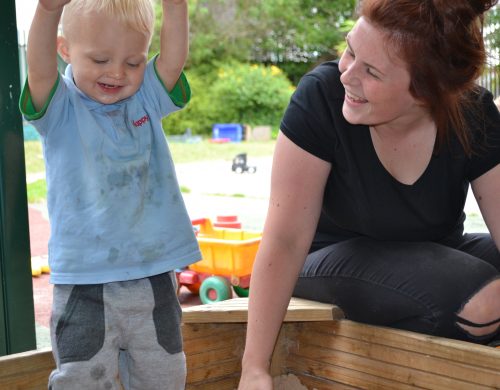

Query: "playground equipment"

xmin=213 ymin=215 xmax=242 ymax=229
xmin=231 ymin=153 xmax=257 ymax=174
xmin=177 ymin=218 xmax=261 ymax=304
xmin=31 ymin=256 xmax=50 ymax=277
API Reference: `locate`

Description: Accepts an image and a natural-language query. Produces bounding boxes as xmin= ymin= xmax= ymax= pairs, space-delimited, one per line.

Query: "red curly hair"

xmin=359 ymin=0 xmax=498 ymax=155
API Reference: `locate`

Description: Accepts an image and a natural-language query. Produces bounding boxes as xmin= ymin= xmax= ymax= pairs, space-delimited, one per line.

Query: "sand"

xmin=273 ymin=374 xmax=313 ymax=390
xmin=234 ymin=373 xmax=316 ymax=389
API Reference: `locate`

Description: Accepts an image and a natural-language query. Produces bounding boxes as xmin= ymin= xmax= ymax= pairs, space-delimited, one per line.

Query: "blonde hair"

xmin=62 ymin=0 xmax=155 ymax=39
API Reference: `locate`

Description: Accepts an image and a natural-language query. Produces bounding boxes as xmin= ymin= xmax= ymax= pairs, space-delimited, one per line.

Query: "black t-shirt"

xmin=281 ymin=61 xmax=500 ymax=251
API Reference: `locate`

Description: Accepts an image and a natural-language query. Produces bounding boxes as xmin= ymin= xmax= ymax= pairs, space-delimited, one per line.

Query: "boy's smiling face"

xmin=58 ymin=11 xmax=150 ymax=105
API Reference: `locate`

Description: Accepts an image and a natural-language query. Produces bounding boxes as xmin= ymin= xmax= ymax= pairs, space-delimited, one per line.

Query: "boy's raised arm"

xmin=27 ymin=0 xmax=70 ymax=111
xmin=155 ymin=0 xmax=189 ymax=92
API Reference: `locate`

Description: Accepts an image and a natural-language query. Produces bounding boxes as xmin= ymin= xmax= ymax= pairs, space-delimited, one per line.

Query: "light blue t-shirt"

xmin=20 ymin=59 xmax=201 ymax=284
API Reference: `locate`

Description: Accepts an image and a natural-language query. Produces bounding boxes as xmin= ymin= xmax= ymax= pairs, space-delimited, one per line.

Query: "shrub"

xmin=162 ymin=71 xmax=218 ymax=136
xmin=210 ymin=62 xmax=294 ymax=128
xmin=162 ymin=62 xmax=294 ymax=136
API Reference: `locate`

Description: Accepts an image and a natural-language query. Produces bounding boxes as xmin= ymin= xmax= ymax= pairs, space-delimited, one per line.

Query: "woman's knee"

xmin=456 ymin=277 xmax=500 ymax=338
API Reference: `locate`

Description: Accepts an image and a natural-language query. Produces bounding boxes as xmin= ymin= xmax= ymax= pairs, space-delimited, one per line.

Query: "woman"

xmin=238 ymin=0 xmax=500 ymax=389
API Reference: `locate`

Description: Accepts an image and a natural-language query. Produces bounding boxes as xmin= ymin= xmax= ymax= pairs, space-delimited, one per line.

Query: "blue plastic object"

xmin=212 ymin=123 xmax=243 ymax=142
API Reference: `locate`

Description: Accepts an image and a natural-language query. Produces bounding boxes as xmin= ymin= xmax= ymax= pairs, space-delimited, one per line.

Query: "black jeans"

xmin=293 ymin=232 xmax=500 ymax=343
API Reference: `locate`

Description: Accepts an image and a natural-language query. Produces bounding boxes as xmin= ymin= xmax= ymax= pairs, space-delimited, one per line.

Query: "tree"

xmin=485 ymin=5 xmax=500 ymax=62
xmin=152 ymin=0 xmax=357 ymax=136
xmin=150 ymin=0 xmax=356 ymax=82
xmin=476 ymin=6 xmax=500 ymax=97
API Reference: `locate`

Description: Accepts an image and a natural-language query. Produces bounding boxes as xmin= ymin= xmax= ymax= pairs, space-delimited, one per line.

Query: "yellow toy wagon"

xmin=177 ymin=218 xmax=262 ymax=304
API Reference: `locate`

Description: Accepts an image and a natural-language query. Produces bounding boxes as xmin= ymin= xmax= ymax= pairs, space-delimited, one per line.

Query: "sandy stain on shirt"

xmin=106 ymin=163 xmax=148 ymax=190
xmin=107 ymin=170 xmax=133 ymax=188
xmin=140 ymin=242 xmax=166 ymax=262
xmin=107 ymin=247 xmax=120 ymax=263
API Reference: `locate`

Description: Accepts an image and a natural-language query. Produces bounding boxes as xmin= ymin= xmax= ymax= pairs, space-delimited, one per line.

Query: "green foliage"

xmin=150 ymin=0 xmax=357 ymax=135
xmin=485 ymin=6 xmax=500 ymax=51
xmin=477 ymin=7 xmax=500 ymax=96
xmin=162 ymin=71 xmax=219 ymax=135
xmin=210 ymin=63 xmax=294 ymax=127
xmin=27 ymin=179 xmax=47 ymax=204
xmin=149 ymin=0 xmax=356 ymax=82
xmin=333 ymin=19 xmax=356 ymax=57
xmin=241 ymin=0 xmax=355 ymax=65
xmin=163 ymin=62 xmax=294 ymax=136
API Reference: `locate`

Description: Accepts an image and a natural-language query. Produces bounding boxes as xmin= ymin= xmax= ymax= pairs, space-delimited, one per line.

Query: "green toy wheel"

xmin=199 ymin=276 xmax=232 ymax=304
xmin=233 ymin=285 xmax=250 ymax=297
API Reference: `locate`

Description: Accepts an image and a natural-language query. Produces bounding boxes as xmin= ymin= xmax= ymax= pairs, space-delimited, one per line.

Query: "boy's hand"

xmin=38 ymin=0 xmax=71 ymax=12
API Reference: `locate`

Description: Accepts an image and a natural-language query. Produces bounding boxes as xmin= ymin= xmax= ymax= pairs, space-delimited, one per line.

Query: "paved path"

xmin=177 ymin=156 xmax=271 ymax=230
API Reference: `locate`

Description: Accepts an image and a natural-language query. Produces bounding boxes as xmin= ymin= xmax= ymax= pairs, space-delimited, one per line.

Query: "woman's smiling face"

xmin=338 ymin=17 xmax=426 ymax=129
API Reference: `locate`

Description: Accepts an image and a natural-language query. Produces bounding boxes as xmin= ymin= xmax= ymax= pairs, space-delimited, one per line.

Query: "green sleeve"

xmin=153 ymin=56 xmax=191 ymax=108
xmin=19 ymin=76 xmax=60 ymax=120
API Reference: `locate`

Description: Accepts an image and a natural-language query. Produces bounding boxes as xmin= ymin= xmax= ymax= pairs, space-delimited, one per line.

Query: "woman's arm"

xmin=471 ymin=163 xmax=500 ymax=249
xmin=238 ymin=132 xmax=331 ymax=390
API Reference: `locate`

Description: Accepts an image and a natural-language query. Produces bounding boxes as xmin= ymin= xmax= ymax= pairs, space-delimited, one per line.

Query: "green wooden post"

xmin=0 ymin=0 xmax=37 ymax=355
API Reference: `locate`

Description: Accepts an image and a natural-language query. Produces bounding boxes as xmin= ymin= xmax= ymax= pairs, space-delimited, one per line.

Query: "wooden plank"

xmin=294 ymin=329 xmax=500 ymax=388
xmin=286 ymin=354 xmax=421 ymax=390
xmin=0 ymin=371 xmax=51 ymax=390
xmin=182 ymin=322 xmax=244 ymax=340
xmin=182 ymin=297 xmax=343 ymax=323
xmin=186 ymin=346 xmax=242 ymax=370
xmin=270 ymin=324 xmax=288 ymax=377
xmin=310 ymin=321 xmax=500 ymax=371
xmin=184 ymin=328 xmax=245 ymax=356
xmin=186 ymin=375 xmax=239 ymax=390
xmin=289 ymin=343 xmax=492 ymax=390
xmin=186 ymin=358 xmax=241 ymax=384
xmin=2 ymin=312 xmax=496 ymax=390
xmin=292 ymin=372 xmax=361 ymax=390
xmin=0 ymin=348 xmax=54 ymax=390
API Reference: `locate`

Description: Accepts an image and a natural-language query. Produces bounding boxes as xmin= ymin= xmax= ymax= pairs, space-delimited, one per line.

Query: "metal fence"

xmin=477 ymin=7 xmax=500 ymax=98
xmin=477 ymin=65 xmax=500 ymax=98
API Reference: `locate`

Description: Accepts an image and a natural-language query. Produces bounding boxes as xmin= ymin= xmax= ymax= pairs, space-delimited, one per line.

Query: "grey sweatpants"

xmin=48 ymin=272 xmax=185 ymax=390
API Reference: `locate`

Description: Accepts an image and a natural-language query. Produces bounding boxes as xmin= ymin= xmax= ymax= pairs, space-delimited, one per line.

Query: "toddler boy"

xmin=20 ymin=0 xmax=200 ymax=388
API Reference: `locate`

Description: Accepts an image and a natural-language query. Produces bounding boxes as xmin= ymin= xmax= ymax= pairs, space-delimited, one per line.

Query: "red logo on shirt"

xmin=132 ymin=115 xmax=149 ymax=127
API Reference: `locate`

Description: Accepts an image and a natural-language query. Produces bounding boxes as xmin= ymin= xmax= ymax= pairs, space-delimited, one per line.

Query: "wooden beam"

xmin=286 ymin=321 xmax=500 ymax=389
xmin=1 ymin=299 xmax=498 ymax=390
xmin=0 ymin=347 xmax=54 ymax=390
xmin=182 ymin=297 xmax=344 ymax=323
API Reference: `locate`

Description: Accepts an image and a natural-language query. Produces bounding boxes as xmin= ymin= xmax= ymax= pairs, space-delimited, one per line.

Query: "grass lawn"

xmin=169 ymin=140 xmax=276 ymax=164
xmin=24 ymin=140 xmax=46 ymax=175
xmin=24 ymin=139 xmax=276 ymax=175
xmin=24 ymin=139 xmax=276 ymax=202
